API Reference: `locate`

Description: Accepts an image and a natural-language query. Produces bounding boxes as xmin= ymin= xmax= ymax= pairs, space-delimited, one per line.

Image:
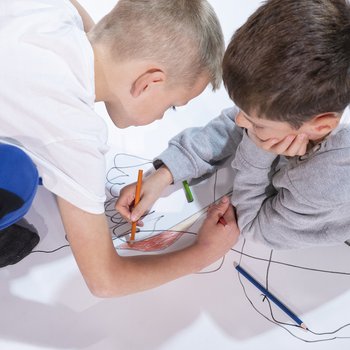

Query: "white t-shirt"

xmin=0 ymin=0 xmax=109 ymax=214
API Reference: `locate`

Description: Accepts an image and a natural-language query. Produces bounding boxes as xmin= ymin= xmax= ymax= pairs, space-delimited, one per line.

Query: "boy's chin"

xmin=112 ymin=119 xmax=131 ymax=129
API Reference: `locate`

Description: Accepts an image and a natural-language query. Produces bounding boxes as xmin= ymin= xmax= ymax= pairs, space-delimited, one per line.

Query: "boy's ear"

xmin=309 ymin=112 xmax=340 ymax=134
xmin=130 ymin=69 xmax=166 ymax=97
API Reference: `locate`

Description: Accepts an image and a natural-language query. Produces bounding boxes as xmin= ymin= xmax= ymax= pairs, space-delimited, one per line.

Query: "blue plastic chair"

xmin=0 ymin=144 xmax=40 ymax=230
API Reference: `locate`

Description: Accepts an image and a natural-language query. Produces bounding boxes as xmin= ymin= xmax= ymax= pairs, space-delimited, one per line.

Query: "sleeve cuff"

xmin=153 ymin=144 xmax=197 ymax=183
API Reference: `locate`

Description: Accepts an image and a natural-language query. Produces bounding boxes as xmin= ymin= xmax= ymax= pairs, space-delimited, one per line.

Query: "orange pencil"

xmin=130 ymin=169 xmax=143 ymax=242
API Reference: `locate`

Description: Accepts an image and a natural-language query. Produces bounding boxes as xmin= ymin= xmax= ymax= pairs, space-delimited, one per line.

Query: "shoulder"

xmin=212 ymin=106 xmax=244 ymax=138
xmin=4 ymin=0 xmax=90 ymax=72
xmin=2 ymin=0 xmax=95 ymax=108
xmin=4 ymin=0 xmax=83 ymax=30
xmin=287 ymin=131 xmax=350 ymax=205
xmin=221 ymin=106 xmax=241 ymax=122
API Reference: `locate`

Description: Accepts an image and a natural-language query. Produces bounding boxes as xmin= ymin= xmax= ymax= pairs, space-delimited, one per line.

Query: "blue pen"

xmin=234 ymin=262 xmax=308 ymax=330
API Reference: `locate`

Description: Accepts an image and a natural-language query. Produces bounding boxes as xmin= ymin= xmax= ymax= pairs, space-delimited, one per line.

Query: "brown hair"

xmin=89 ymin=0 xmax=225 ymax=90
xmin=223 ymin=0 xmax=350 ymax=128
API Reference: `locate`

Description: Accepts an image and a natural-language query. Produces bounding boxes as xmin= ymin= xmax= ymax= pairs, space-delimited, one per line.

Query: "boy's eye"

xmin=170 ymin=106 xmax=177 ymax=111
xmin=253 ymin=124 xmax=264 ymax=130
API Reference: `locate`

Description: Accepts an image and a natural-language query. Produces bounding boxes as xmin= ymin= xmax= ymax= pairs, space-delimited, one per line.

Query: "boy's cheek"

xmin=250 ymin=130 xmax=273 ymax=143
xmin=254 ymin=130 xmax=288 ymax=143
xmin=247 ymin=130 xmax=266 ymax=146
xmin=248 ymin=130 xmax=282 ymax=150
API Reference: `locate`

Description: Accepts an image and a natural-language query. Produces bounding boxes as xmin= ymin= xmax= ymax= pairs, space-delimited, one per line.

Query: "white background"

xmin=2 ymin=1 xmax=350 ymax=350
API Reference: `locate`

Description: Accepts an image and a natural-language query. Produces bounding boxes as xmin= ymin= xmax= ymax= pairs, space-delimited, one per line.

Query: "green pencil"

xmin=182 ymin=180 xmax=194 ymax=203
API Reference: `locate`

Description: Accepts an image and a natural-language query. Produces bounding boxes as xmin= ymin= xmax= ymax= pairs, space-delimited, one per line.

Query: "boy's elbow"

xmin=86 ymin=280 xmax=124 ymax=298
xmin=85 ymin=275 xmax=130 ymax=298
xmin=88 ymin=283 xmax=115 ymax=298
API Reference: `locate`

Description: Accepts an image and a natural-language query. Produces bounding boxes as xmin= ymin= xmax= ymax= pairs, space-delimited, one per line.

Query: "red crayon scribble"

xmin=118 ymin=231 xmax=184 ymax=252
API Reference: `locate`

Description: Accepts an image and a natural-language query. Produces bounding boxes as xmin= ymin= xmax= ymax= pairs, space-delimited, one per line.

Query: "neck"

xmin=311 ymin=131 xmax=331 ymax=144
xmin=90 ymin=42 xmax=109 ymax=102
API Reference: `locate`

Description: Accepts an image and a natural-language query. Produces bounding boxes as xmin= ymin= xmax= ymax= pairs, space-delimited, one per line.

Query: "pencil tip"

xmin=300 ymin=323 xmax=308 ymax=331
xmin=233 ymin=261 xmax=238 ymax=267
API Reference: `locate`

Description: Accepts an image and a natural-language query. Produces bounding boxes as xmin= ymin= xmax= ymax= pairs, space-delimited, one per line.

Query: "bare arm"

xmin=70 ymin=0 xmax=95 ymax=32
xmin=57 ymin=196 xmax=239 ymax=297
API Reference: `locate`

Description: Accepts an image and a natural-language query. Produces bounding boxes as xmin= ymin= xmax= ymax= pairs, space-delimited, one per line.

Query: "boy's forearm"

xmin=57 ymin=196 xmax=218 ymax=297
xmin=100 ymin=244 xmax=209 ymax=297
xmin=231 ymin=131 xmax=277 ymax=237
xmin=154 ymin=107 xmax=243 ymax=183
xmin=153 ymin=165 xmax=174 ymax=185
xmin=70 ymin=0 xmax=95 ymax=32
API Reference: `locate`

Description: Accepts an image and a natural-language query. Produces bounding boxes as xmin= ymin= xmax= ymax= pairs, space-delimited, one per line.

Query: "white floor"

xmin=2 ymin=1 xmax=350 ymax=349
xmin=4 ymin=185 xmax=350 ymax=350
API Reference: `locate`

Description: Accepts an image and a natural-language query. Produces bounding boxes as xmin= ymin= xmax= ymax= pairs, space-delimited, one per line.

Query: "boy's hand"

xmin=115 ymin=166 xmax=173 ymax=224
xmin=195 ymin=197 xmax=239 ymax=264
xmin=248 ymin=130 xmax=309 ymax=157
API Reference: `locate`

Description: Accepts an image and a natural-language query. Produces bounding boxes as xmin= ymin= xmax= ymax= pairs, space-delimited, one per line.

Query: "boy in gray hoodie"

xmin=117 ymin=0 xmax=350 ymax=249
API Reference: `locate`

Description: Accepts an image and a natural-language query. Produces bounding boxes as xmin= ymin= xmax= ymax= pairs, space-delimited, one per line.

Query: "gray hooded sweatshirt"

xmin=154 ymin=106 xmax=350 ymax=249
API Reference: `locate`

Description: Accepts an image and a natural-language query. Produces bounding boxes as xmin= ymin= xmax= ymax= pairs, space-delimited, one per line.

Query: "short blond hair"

xmin=89 ymin=0 xmax=224 ymax=90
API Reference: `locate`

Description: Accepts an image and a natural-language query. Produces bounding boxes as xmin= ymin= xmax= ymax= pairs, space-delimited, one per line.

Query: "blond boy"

xmin=0 ymin=0 xmax=239 ymax=296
